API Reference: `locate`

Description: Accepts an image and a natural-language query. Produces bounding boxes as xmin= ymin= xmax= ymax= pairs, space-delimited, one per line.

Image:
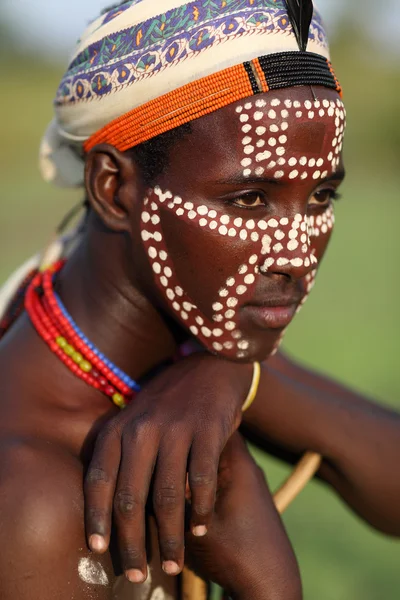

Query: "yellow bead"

xmin=72 ymin=352 xmax=83 ymax=365
xmin=80 ymin=360 xmax=92 ymax=373
xmin=64 ymin=344 xmax=75 ymax=357
xmin=56 ymin=336 xmax=67 ymax=349
xmin=112 ymin=393 xmax=126 ymax=409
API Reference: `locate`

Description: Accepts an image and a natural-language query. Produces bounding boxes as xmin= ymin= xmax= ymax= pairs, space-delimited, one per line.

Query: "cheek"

xmin=309 ymin=210 xmax=335 ymax=260
xmin=140 ymin=191 xmax=260 ymax=356
xmin=159 ymin=210 xmax=247 ymax=316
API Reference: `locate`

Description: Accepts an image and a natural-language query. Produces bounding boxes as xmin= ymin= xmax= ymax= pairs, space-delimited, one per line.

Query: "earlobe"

xmin=84 ymin=144 xmax=140 ymax=233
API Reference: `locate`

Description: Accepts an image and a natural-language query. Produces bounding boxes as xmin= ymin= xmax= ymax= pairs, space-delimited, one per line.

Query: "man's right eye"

xmin=309 ymin=188 xmax=342 ymax=207
xmin=231 ymin=194 xmax=265 ymax=209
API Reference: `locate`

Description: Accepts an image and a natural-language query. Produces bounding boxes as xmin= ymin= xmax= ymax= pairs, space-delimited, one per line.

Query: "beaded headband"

xmin=40 ymin=0 xmax=342 ymax=187
xmin=84 ymin=51 xmax=341 ymax=153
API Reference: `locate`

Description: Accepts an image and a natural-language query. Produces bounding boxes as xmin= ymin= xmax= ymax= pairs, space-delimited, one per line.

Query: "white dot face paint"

xmin=141 ymin=184 xmax=334 ymax=361
xmin=237 ymin=95 xmax=346 ymax=181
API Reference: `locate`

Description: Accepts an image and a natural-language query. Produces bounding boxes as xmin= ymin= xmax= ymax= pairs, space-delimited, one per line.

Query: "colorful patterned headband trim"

xmin=40 ymin=0 xmax=335 ymax=188
xmin=84 ymin=51 xmax=341 ymax=154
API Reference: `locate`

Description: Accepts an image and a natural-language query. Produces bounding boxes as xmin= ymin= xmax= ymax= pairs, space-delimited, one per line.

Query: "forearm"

xmin=230 ymin=578 xmax=302 ymax=600
xmin=229 ymin=557 xmax=303 ymax=600
xmin=225 ymin=560 xmax=302 ymax=600
xmin=242 ymin=352 xmax=400 ymax=535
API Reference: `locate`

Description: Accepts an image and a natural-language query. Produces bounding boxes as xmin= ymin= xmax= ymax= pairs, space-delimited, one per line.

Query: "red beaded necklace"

xmin=25 ymin=261 xmax=138 ymax=408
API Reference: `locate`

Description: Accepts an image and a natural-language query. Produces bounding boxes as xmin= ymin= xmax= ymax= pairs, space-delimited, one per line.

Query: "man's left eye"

xmin=309 ymin=189 xmax=341 ymax=207
xmin=232 ymin=194 xmax=265 ymax=208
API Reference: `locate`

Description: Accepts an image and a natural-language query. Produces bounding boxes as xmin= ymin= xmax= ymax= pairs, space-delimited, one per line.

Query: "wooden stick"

xmin=273 ymin=452 xmax=322 ymax=514
xmin=182 ymin=568 xmax=208 ymax=600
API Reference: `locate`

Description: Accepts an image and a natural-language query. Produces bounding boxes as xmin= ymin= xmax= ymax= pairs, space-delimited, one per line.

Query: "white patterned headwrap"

xmin=39 ymin=0 xmax=331 ymax=188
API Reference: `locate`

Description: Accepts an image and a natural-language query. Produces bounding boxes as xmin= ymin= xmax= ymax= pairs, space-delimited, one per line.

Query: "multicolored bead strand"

xmin=25 ymin=261 xmax=139 ymax=408
xmin=52 ymin=290 xmax=140 ymax=392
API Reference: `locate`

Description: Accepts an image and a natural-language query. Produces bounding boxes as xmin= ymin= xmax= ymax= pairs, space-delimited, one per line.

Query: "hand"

xmin=185 ymin=433 xmax=302 ymax=600
xmin=84 ymin=352 xmax=252 ymax=582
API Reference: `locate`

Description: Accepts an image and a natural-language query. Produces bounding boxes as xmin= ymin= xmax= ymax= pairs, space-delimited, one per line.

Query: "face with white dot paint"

xmin=134 ymin=87 xmax=345 ymax=362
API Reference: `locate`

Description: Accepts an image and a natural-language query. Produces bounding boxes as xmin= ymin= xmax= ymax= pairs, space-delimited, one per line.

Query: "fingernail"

xmin=89 ymin=534 xmax=107 ymax=553
xmin=192 ymin=525 xmax=207 ymax=537
xmin=162 ymin=561 xmax=180 ymax=575
xmin=126 ymin=569 xmax=146 ymax=583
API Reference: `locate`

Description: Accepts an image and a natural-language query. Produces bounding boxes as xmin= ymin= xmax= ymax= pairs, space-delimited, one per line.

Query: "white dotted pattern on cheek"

xmin=141 ymin=187 xmax=335 ymax=361
xmin=237 ymin=97 xmax=346 ymax=179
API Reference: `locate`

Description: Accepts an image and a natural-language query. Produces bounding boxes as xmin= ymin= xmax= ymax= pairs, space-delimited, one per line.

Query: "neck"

xmin=57 ymin=227 xmax=179 ymax=385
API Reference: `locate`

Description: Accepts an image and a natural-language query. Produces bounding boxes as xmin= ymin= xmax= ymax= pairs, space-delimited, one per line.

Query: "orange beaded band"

xmin=84 ymin=53 xmax=341 ymax=154
xmin=84 ymin=63 xmax=253 ymax=153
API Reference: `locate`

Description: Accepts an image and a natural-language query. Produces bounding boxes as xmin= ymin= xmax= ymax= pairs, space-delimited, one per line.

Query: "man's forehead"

xmin=232 ymin=89 xmax=346 ymax=181
xmin=164 ymin=88 xmax=345 ymax=185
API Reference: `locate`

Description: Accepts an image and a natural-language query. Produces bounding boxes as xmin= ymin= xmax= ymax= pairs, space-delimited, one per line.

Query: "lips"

xmin=243 ymin=289 xmax=303 ymax=330
xmin=244 ymin=303 xmax=299 ymax=329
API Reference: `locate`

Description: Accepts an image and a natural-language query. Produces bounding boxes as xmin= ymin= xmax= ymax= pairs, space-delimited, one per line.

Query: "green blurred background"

xmin=0 ymin=4 xmax=399 ymax=599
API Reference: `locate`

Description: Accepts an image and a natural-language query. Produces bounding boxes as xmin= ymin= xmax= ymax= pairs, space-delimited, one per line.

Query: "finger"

xmin=188 ymin=434 xmax=222 ymax=537
xmin=114 ymin=422 xmax=159 ymax=583
xmin=152 ymin=436 xmax=189 ymax=576
xmin=84 ymin=422 xmax=122 ymax=554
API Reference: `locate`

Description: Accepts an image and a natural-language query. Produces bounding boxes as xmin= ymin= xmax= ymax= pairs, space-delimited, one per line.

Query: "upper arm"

xmin=0 ymin=438 xmax=113 ymax=600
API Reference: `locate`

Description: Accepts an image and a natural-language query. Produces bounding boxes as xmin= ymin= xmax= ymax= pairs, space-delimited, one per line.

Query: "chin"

xmin=204 ymin=334 xmax=284 ymax=364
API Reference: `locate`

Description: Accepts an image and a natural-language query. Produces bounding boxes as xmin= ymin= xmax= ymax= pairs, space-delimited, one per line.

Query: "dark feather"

xmin=285 ymin=0 xmax=314 ymax=52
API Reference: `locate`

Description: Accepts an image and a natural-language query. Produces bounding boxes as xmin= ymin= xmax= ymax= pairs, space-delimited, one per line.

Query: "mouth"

xmin=243 ymin=295 xmax=302 ymax=329
xmin=244 ymin=304 xmax=298 ymax=329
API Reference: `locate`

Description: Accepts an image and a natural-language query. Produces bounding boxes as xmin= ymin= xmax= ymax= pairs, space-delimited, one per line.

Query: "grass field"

xmin=0 ymin=43 xmax=399 ymax=600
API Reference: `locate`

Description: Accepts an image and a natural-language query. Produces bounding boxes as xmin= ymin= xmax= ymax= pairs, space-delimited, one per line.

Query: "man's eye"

xmin=309 ymin=189 xmax=341 ymax=207
xmin=232 ymin=194 xmax=265 ymax=208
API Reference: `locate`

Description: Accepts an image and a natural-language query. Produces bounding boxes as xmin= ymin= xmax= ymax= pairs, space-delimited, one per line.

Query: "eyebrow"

xmin=215 ymin=168 xmax=346 ymax=187
xmin=322 ymin=168 xmax=346 ymax=183
xmin=215 ymin=175 xmax=281 ymax=186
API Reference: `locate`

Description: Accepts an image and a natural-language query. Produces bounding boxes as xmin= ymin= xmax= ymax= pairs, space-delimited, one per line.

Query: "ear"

xmin=84 ymin=144 xmax=143 ymax=233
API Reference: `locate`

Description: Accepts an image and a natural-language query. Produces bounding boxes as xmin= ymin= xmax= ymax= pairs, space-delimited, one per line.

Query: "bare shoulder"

xmin=0 ymin=435 xmax=113 ymax=600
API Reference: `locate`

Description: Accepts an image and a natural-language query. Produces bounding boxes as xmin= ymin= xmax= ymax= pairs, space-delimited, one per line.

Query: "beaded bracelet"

xmin=242 ymin=362 xmax=261 ymax=412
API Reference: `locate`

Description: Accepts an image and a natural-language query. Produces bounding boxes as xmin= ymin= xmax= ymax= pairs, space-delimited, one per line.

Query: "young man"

xmin=0 ymin=1 xmax=399 ymax=599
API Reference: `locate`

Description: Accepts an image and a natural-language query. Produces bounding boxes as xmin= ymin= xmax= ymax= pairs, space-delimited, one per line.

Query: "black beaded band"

xmin=256 ymin=51 xmax=340 ymax=93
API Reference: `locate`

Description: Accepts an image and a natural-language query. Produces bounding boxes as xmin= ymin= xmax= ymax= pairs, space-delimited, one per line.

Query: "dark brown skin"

xmin=0 ymin=85 xmax=399 ymax=598
xmin=185 ymin=432 xmax=302 ymax=600
xmin=85 ymin=353 xmax=251 ymax=581
xmin=244 ymin=352 xmax=400 ymax=535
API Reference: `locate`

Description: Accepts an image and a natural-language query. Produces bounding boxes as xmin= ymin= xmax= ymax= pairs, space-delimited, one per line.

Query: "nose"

xmin=258 ymin=213 xmax=318 ymax=280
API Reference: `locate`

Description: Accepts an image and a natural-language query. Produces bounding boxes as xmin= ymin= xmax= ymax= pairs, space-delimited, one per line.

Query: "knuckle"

xmin=97 ymin=421 xmax=120 ymax=443
xmin=200 ymin=417 xmax=228 ymax=439
xmin=86 ymin=506 xmax=111 ymax=523
xmin=120 ymin=544 xmax=143 ymax=565
xmin=190 ymin=471 xmax=215 ymax=488
xmin=193 ymin=502 xmax=212 ymax=518
xmin=220 ymin=417 xmax=235 ymax=440
xmin=132 ymin=413 xmax=152 ymax=431
xmin=153 ymin=485 xmax=179 ymax=512
xmin=114 ymin=488 xmax=142 ymax=518
xmin=85 ymin=467 xmax=111 ymax=486
xmin=124 ymin=414 xmax=154 ymax=443
xmin=160 ymin=537 xmax=181 ymax=555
